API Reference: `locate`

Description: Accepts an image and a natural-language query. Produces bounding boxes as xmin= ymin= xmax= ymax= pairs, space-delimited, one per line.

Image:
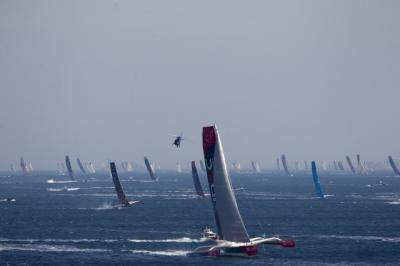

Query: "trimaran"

xmin=189 ymin=125 xmax=295 ymax=257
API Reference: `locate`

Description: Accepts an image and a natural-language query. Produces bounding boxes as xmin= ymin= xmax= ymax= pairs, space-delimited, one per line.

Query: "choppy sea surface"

xmin=0 ymin=170 xmax=399 ymax=265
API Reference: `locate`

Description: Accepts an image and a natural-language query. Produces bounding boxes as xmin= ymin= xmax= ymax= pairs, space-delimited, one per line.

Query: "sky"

xmin=0 ymin=0 xmax=399 ymax=170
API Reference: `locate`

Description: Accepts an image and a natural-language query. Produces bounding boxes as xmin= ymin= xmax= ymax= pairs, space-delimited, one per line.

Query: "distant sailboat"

xmin=276 ymin=158 xmax=280 ymax=170
xmin=346 ymin=156 xmax=356 ymax=174
xmin=144 ymin=156 xmax=157 ymax=181
xmin=28 ymin=162 xmax=33 ymax=172
xmin=311 ymin=161 xmax=324 ymax=198
xmin=57 ymin=162 xmax=64 ymax=175
xmin=337 ymin=161 xmax=345 ymax=171
xmin=251 ymin=161 xmax=261 ymax=173
xmin=76 ymin=158 xmax=87 ymax=174
xmin=10 ymin=164 xmax=15 ymax=173
xmin=126 ymin=162 xmax=133 ymax=172
xmin=20 ymin=157 xmax=28 ymax=176
xmin=191 ymin=161 xmax=205 ymax=197
xmin=190 ymin=125 xmax=295 ymax=257
xmin=89 ymin=162 xmax=96 ymax=174
xmin=110 ymin=162 xmax=140 ymax=208
xmin=281 ymin=154 xmax=291 ymax=176
xmin=65 ymin=155 xmax=74 ymax=180
xmin=388 ymin=156 xmax=400 ymax=176
xmin=176 ymin=162 xmax=182 ymax=173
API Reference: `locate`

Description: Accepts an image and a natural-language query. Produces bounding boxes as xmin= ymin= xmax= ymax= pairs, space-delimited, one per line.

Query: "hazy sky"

xmin=0 ymin=0 xmax=399 ymax=170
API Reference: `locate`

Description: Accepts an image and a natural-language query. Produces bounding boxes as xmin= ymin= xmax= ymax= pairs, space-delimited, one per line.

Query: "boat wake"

xmin=0 ymin=238 xmax=117 ymax=244
xmin=386 ymin=200 xmax=400 ymax=205
xmin=47 ymin=187 xmax=80 ymax=192
xmin=94 ymin=202 xmax=114 ymax=210
xmin=47 ymin=179 xmax=76 ymax=184
xmin=128 ymin=237 xmax=198 ymax=243
xmin=130 ymin=249 xmax=189 ymax=256
xmin=318 ymin=235 xmax=400 ymax=242
xmin=0 ymin=243 xmax=111 ymax=253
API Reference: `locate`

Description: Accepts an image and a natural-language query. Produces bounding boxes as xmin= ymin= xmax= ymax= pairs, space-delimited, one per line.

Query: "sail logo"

xmin=206 ymin=158 xmax=214 ymax=170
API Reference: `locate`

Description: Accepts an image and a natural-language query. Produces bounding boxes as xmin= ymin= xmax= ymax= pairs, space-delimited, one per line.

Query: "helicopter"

xmin=171 ymin=133 xmax=184 ymax=148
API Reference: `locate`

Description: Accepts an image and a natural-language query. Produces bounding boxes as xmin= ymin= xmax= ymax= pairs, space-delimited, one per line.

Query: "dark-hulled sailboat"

xmin=311 ymin=161 xmax=324 ymax=198
xmin=346 ymin=155 xmax=356 ymax=174
xmin=76 ymin=158 xmax=87 ymax=174
xmin=281 ymin=154 xmax=291 ymax=176
xmin=65 ymin=155 xmax=74 ymax=180
xmin=110 ymin=162 xmax=140 ymax=208
xmin=388 ymin=155 xmax=400 ymax=176
xmin=191 ymin=161 xmax=205 ymax=197
xmin=189 ymin=125 xmax=295 ymax=257
xmin=144 ymin=156 xmax=157 ymax=181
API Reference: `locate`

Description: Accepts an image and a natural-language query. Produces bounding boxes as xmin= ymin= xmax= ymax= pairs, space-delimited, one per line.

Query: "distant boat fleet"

xmin=4 ymin=124 xmax=400 ymax=258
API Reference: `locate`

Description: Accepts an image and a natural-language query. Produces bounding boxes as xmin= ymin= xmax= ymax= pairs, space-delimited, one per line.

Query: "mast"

xmin=203 ymin=125 xmax=249 ymax=242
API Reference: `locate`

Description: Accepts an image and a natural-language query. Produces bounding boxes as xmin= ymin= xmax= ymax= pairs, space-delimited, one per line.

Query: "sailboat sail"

xmin=176 ymin=162 xmax=182 ymax=173
xmin=276 ymin=158 xmax=280 ymax=170
xmin=191 ymin=161 xmax=205 ymax=197
xmin=388 ymin=155 xmax=400 ymax=176
xmin=281 ymin=154 xmax=291 ymax=176
xmin=311 ymin=161 xmax=324 ymax=198
xmin=20 ymin=157 xmax=28 ymax=175
xmin=346 ymin=156 xmax=356 ymax=174
xmin=10 ymin=164 xmax=15 ymax=173
xmin=200 ymin=160 xmax=206 ymax=172
xmin=144 ymin=156 xmax=157 ymax=181
xmin=110 ymin=162 xmax=129 ymax=206
xmin=251 ymin=161 xmax=261 ymax=173
xmin=65 ymin=155 xmax=74 ymax=180
xmin=76 ymin=158 xmax=87 ymax=174
xmin=203 ymin=125 xmax=249 ymax=243
xmin=337 ymin=161 xmax=345 ymax=171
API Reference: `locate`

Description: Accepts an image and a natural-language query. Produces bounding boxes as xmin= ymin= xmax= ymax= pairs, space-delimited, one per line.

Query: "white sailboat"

xmin=189 ymin=125 xmax=295 ymax=257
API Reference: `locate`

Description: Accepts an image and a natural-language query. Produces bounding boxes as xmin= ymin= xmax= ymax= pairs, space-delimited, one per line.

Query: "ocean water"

xmin=0 ymin=170 xmax=399 ymax=265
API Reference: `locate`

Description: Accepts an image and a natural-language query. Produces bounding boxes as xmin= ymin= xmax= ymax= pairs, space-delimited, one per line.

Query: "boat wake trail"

xmin=130 ymin=249 xmax=189 ymax=256
xmin=47 ymin=179 xmax=76 ymax=184
xmin=94 ymin=202 xmax=114 ymax=210
xmin=128 ymin=237 xmax=198 ymax=243
xmin=47 ymin=188 xmax=80 ymax=192
xmin=0 ymin=243 xmax=111 ymax=253
xmin=318 ymin=235 xmax=400 ymax=242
